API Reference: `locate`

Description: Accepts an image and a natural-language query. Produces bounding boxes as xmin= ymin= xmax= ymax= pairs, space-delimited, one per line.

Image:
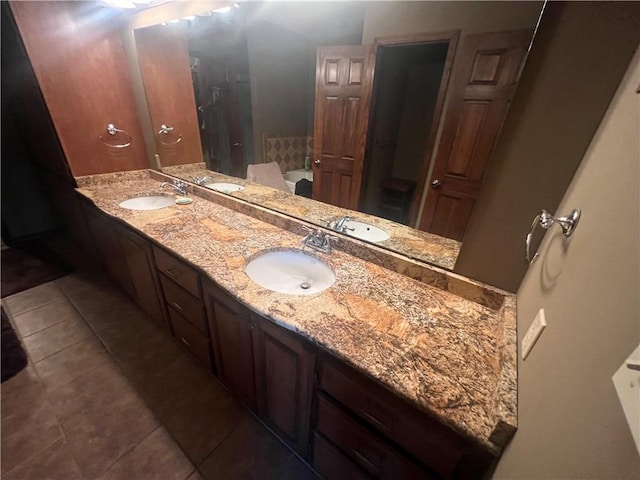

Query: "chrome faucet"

xmin=328 ymin=215 xmax=354 ymax=233
xmin=191 ymin=175 xmax=212 ymax=186
xmin=160 ymin=180 xmax=188 ymax=196
xmin=302 ymin=226 xmax=338 ymax=253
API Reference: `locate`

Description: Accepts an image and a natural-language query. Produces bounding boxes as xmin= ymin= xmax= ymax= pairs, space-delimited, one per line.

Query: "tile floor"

xmin=1 ymin=269 xmax=318 ymax=479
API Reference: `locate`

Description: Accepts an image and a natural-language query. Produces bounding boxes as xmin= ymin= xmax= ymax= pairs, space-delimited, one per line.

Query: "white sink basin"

xmin=119 ymin=195 xmax=175 ymax=210
xmin=245 ymin=249 xmax=335 ymax=295
xmin=344 ymin=220 xmax=390 ymax=243
xmin=205 ymin=182 xmax=244 ymax=193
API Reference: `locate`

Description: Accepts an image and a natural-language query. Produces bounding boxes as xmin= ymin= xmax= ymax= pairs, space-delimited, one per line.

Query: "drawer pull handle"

xmin=352 ymin=448 xmax=381 ymax=475
xmin=180 ymin=337 xmax=191 ymax=347
xmin=360 ymin=403 xmax=394 ymax=434
xmin=172 ymin=302 xmax=183 ymax=311
xmin=166 ymin=267 xmax=180 ymax=278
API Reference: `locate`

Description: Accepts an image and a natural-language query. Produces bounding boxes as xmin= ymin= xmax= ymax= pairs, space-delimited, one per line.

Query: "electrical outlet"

xmin=522 ymin=308 xmax=546 ymax=360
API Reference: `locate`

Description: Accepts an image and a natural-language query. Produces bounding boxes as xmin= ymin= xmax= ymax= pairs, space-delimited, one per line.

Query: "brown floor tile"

xmin=21 ymin=312 xmax=96 ymax=363
xmin=277 ymin=453 xmax=320 ymax=480
xmin=11 ymin=299 xmax=79 ymax=339
xmin=0 ymin=364 xmax=41 ymax=398
xmin=3 ymin=282 xmax=66 ymax=316
xmin=165 ymin=381 xmax=245 ymax=466
xmin=55 ymin=270 xmax=112 ymax=298
xmin=98 ymin=426 xmax=195 ymax=480
xmin=61 ymin=402 xmax=159 ymax=480
xmin=46 ymin=360 xmax=145 ymax=426
xmin=35 ymin=337 xmax=111 ymax=391
xmin=198 ymin=414 xmax=293 ymax=480
xmin=122 ymin=346 xmax=212 ymax=422
xmin=1 ymin=380 xmax=63 ymax=473
xmin=1 ymin=438 xmax=83 ymax=480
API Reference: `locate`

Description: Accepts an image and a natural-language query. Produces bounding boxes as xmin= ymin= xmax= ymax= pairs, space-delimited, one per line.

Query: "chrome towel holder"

xmin=99 ymin=124 xmax=131 ymax=148
xmin=525 ymin=208 xmax=581 ymax=264
xmin=158 ymin=124 xmax=182 ymax=146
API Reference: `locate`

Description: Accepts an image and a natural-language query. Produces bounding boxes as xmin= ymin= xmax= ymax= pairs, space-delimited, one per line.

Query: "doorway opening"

xmin=361 ymin=36 xmax=456 ymax=226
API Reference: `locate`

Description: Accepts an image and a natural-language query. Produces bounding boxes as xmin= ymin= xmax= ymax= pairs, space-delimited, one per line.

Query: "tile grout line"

xmin=1 ymin=281 xmax=68 ymax=317
xmin=54 ymin=275 xmax=201 ymax=478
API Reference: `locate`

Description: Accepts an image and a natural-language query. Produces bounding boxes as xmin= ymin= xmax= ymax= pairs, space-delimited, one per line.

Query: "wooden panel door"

xmin=134 ymin=24 xmax=203 ymax=167
xmin=313 ymin=46 xmax=375 ymax=210
xmin=10 ymin=1 xmax=149 ymax=176
xmin=117 ymin=226 xmax=167 ymax=328
xmin=203 ymin=281 xmax=257 ymax=411
xmin=419 ymin=29 xmax=532 ymax=240
xmin=254 ymin=315 xmax=316 ymax=458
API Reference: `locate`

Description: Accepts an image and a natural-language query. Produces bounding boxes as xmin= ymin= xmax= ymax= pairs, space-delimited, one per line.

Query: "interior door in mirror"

xmin=313 ymin=45 xmax=375 ymax=210
xmin=419 ymin=29 xmax=532 ymax=241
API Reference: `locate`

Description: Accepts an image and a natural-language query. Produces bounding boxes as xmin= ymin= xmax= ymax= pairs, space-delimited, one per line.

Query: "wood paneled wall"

xmin=10 ymin=1 xmax=149 ymax=177
xmin=134 ymin=23 xmax=203 ymax=167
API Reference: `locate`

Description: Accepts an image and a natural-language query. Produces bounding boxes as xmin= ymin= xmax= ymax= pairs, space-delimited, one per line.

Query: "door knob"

xmin=432 ymin=179 xmax=441 ymax=188
xmin=314 ymin=159 xmax=321 ymax=165
xmin=233 ymin=142 xmax=242 ymax=147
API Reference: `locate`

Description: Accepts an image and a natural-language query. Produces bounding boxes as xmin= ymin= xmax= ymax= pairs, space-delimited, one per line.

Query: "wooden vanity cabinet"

xmin=83 ymin=203 xmax=134 ymax=297
xmin=203 ymin=280 xmax=258 ymax=410
xmin=252 ymin=314 xmax=316 ymax=458
xmin=152 ymin=245 xmax=213 ymax=370
xmin=117 ymin=228 xmax=167 ymax=329
xmin=314 ymin=356 xmax=495 ymax=480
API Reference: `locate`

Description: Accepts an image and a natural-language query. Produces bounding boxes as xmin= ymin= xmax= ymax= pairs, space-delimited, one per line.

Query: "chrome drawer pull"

xmin=180 ymin=337 xmax=191 ymax=347
xmin=172 ymin=302 xmax=183 ymax=311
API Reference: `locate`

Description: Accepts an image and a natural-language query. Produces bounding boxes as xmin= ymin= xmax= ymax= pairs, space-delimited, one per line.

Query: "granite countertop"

xmin=161 ymin=164 xmax=462 ymax=270
xmin=76 ymin=170 xmax=516 ymax=454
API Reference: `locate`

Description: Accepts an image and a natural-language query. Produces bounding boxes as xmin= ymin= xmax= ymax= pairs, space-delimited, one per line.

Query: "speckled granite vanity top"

xmin=76 ymin=170 xmax=516 ymax=454
xmin=161 ymin=163 xmax=461 ymax=270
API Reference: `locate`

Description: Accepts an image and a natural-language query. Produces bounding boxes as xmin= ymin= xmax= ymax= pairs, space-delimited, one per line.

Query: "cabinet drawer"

xmin=168 ymin=306 xmax=212 ymax=371
xmin=316 ymin=394 xmax=435 ymax=480
xmin=320 ymin=359 xmax=467 ymax=479
xmin=153 ymin=245 xmax=201 ymax=298
xmin=313 ymin=432 xmax=371 ymax=480
xmin=160 ymin=274 xmax=207 ymax=334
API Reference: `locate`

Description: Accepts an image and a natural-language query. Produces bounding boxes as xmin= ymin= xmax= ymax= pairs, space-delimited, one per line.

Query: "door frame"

xmin=364 ymin=30 xmax=459 ymax=225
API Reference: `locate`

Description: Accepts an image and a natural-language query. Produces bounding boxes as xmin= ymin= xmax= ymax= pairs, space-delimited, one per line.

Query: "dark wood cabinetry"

xmin=118 ymin=228 xmax=167 ymax=328
xmin=253 ymin=315 xmax=316 ymax=457
xmin=203 ymin=280 xmax=258 ymax=410
xmin=314 ymin=356 xmax=494 ymax=480
xmin=83 ymin=204 xmax=134 ymax=297
xmin=152 ymin=245 xmax=212 ymax=370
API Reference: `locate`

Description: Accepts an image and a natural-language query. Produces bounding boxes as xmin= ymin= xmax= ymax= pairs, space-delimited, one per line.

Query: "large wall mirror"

xmin=128 ymin=1 xmax=545 ymax=273
xmin=128 ymin=1 xmax=546 ymax=275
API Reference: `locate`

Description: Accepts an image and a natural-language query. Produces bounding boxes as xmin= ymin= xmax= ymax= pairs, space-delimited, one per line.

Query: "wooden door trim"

xmin=372 ymin=30 xmax=460 ymax=226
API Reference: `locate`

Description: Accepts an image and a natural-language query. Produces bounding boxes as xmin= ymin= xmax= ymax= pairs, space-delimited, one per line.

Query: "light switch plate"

xmin=522 ymin=308 xmax=546 ymax=360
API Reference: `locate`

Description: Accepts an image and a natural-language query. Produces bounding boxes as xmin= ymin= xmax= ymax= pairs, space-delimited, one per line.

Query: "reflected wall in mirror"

xmin=130 ymin=1 xmax=639 ymax=291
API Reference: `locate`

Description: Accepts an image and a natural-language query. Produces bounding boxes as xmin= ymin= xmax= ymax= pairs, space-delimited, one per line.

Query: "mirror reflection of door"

xmin=419 ymin=29 xmax=532 ymax=241
xmin=313 ymin=29 xmax=531 ymax=241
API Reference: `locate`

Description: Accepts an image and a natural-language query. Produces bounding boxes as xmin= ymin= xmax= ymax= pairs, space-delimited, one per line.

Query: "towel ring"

xmin=158 ymin=124 xmax=182 ymax=146
xmin=525 ymin=209 xmax=581 ymax=264
xmin=99 ymin=124 xmax=131 ymax=148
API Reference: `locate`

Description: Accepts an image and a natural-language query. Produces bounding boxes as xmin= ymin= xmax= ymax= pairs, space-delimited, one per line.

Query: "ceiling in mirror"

xmin=130 ymin=1 xmax=544 ymax=273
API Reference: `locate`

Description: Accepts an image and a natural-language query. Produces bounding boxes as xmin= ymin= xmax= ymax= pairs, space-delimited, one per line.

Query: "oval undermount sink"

xmin=206 ymin=183 xmax=244 ymax=194
xmin=119 ymin=195 xmax=175 ymax=211
xmin=245 ymin=249 xmax=335 ymax=295
xmin=345 ymin=221 xmax=390 ymax=243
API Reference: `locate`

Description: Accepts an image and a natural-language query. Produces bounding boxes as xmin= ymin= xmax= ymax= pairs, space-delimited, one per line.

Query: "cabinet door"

xmin=254 ymin=316 xmax=316 ymax=458
xmin=117 ymin=226 xmax=167 ymax=328
xmin=84 ymin=204 xmax=134 ymax=296
xmin=203 ymin=281 xmax=257 ymax=410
